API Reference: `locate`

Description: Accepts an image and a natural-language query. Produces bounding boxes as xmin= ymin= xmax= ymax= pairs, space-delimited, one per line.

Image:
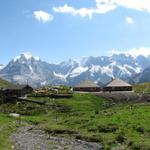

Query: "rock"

xmin=11 ymin=126 xmax=102 ymax=150
xmin=9 ymin=113 xmax=20 ymax=118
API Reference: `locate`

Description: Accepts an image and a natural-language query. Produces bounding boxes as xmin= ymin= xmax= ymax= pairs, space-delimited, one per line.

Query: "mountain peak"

xmin=1 ymin=51 xmax=150 ymax=87
xmin=14 ymin=52 xmax=40 ymax=62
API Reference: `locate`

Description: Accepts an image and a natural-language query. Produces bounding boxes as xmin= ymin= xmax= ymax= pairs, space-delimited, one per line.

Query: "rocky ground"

xmin=94 ymin=91 xmax=150 ymax=103
xmin=11 ymin=126 xmax=102 ymax=150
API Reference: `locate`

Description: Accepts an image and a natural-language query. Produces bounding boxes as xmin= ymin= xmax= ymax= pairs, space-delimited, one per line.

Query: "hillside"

xmin=0 ymin=93 xmax=150 ymax=149
xmin=0 ymin=78 xmax=11 ymax=88
xmin=134 ymin=82 xmax=150 ymax=94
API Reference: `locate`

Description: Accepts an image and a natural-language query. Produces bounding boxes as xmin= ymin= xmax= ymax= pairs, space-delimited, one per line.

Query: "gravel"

xmin=11 ymin=126 xmax=102 ymax=150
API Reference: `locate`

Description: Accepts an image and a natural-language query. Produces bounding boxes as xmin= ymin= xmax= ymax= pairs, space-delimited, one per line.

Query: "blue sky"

xmin=1 ymin=0 xmax=150 ymax=64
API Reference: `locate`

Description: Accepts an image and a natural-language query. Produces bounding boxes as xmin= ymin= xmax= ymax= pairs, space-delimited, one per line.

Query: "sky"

xmin=1 ymin=0 xmax=150 ymax=64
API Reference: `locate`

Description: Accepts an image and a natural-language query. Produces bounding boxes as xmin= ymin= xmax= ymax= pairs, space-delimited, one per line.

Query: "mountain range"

xmin=0 ymin=52 xmax=150 ymax=87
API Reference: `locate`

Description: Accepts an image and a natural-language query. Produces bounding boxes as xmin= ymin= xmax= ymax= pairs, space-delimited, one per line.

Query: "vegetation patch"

xmin=134 ymin=82 xmax=150 ymax=94
xmin=0 ymin=78 xmax=11 ymax=88
xmin=0 ymin=113 xmax=18 ymax=150
xmin=0 ymin=93 xmax=150 ymax=149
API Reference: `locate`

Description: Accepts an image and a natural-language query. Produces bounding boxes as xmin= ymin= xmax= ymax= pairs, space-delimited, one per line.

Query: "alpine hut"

xmin=104 ymin=78 xmax=132 ymax=91
xmin=74 ymin=80 xmax=101 ymax=92
xmin=2 ymin=84 xmax=33 ymax=97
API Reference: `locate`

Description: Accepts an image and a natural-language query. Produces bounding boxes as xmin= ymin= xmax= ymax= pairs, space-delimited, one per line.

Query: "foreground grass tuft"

xmin=0 ymin=114 xmax=18 ymax=150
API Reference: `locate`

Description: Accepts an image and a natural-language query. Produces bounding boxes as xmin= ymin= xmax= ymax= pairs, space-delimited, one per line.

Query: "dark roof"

xmin=106 ymin=78 xmax=132 ymax=87
xmin=5 ymin=84 xmax=32 ymax=90
xmin=75 ymin=80 xmax=100 ymax=88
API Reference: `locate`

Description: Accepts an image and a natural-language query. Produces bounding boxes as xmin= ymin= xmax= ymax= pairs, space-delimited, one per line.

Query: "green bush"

xmin=98 ymin=124 xmax=118 ymax=133
xmin=115 ymin=134 xmax=126 ymax=143
xmin=131 ymin=143 xmax=150 ymax=150
xmin=135 ymin=126 xmax=145 ymax=134
xmin=75 ymin=134 xmax=101 ymax=143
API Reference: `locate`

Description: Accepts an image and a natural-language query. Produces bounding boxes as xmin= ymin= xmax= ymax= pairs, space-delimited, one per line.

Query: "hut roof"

xmin=75 ymin=80 xmax=100 ymax=88
xmin=106 ymin=79 xmax=132 ymax=87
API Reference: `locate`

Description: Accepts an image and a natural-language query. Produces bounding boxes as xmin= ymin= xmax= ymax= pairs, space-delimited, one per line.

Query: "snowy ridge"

xmin=53 ymin=72 xmax=68 ymax=81
xmin=1 ymin=51 xmax=150 ymax=86
xmin=14 ymin=52 xmax=40 ymax=62
xmin=70 ymin=66 xmax=88 ymax=78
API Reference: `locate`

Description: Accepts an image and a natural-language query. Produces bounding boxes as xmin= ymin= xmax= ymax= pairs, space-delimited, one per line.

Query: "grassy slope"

xmin=0 ymin=114 xmax=17 ymax=150
xmin=0 ymin=78 xmax=11 ymax=88
xmin=134 ymin=82 xmax=150 ymax=94
xmin=24 ymin=94 xmax=150 ymax=150
xmin=0 ymin=93 xmax=150 ymax=149
xmin=0 ymin=78 xmax=20 ymax=149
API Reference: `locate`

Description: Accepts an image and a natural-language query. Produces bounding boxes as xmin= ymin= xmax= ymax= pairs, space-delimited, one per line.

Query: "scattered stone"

xmin=9 ymin=113 xmax=20 ymax=118
xmin=11 ymin=126 xmax=102 ymax=150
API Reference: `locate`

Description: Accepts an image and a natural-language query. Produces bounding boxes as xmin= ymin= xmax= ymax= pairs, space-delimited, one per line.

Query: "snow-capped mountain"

xmin=1 ymin=51 xmax=150 ymax=87
xmin=0 ymin=52 xmax=66 ymax=87
xmin=130 ymin=66 xmax=150 ymax=84
xmin=0 ymin=64 xmax=5 ymax=70
xmin=66 ymin=54 xmax=149 ymax=85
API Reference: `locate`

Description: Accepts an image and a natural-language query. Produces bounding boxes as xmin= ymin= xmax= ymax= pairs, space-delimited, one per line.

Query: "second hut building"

xmin=104 ymin=78 xmax=132 ymax=91
xmin=74 ymin=80 xmax=101 ymax=92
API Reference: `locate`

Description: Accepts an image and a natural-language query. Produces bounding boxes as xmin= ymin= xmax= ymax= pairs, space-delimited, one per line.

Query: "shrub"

xmin=75 ymin=134 xmax=101 ymax=142
xmin=87 ymin=127 xmax=97 ymax=132
xmin=115 ymin=134 xmax=126 ymax=143
xmin=98 ymin=124 xmax=118 ymax=133
xmin=56 ymin=104 xmax=71 ymax=113
xmin=131 ymin=143 xmax=150 ymax=150
xmin=44 ymin=127 xmax=77 ymax=135
xmin=136 ymin=126 xmax=145 ymax=134
xmin=95 ymin=109 xmax=99 ymax=115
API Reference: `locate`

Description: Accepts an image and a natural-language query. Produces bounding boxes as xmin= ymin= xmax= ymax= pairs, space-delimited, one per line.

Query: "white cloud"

xmin=53 ymin=1 xmax=116 ymax=19
xmin=115 ymin=0 xmax=150 ymax=13
xmin=53 ymin=0 xmax=150 ymax=19
xmin=33 ymin=11 xmax=53 ymax=23
xmin=110 ymin=47 xmax=150 ymax=58
xmin=125 ymin=17 xmax=133 ymax=24
xmin=53 ymin=4 xmax=94 ymax=19
xmin=96 ymin=0 xmax=150 ymax=13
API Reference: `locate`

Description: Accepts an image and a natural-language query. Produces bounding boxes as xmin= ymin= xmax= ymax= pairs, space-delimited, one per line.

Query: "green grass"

xmin=134 ymin=82 xmax=150 ymax=94
xmin=0 ymin=78 xmax=11 ymax=88
xmin=22 ymin=93 xmax=150 ymax=149
xmin=0 ymin=113 xmax=18 ymax=150
xmin=0 ymin=93 xmax=150 ymax=149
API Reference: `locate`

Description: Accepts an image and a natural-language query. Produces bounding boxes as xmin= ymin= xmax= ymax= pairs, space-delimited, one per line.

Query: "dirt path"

xmin=11 ymin=126 xmax=102 ymax=150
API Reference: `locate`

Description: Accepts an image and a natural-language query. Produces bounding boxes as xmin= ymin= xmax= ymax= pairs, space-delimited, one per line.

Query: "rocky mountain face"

xmin=0 ymin=53 xmax=63 ymax=87
xmin=0 ymin=52 xmax=150 ymax=87
xmin=130 ymin=66 xmax=150 ymax=84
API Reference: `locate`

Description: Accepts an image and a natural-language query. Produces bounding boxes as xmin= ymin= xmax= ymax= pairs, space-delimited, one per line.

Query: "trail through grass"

xmin=0 ymin=93 xmax=150 ymax=149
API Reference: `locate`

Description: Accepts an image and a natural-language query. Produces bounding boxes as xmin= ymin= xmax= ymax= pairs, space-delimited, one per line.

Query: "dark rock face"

xmin=131 ymin=67 xmax=150 ymax=83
